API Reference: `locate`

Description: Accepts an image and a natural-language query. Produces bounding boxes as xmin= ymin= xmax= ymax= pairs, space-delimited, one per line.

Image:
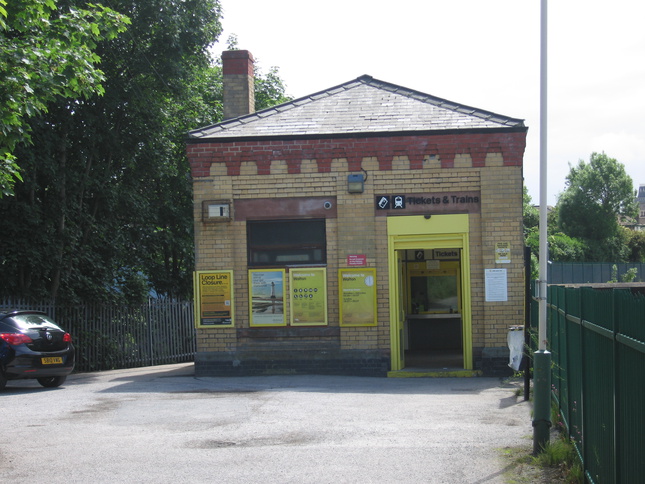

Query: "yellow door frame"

xmin=387 ymin=214 xmax=472 ymax=371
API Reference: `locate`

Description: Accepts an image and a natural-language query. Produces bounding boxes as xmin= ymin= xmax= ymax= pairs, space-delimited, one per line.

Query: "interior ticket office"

xmin=400 ymin=248 xmax=463 ymax=368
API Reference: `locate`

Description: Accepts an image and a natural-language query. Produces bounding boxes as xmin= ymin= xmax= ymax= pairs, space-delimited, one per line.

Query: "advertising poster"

xmin=289 ymin=268 xmax=328 ymax=326
xmin=249 ymin=270 xmax=286 ymax=326
xmin=194 ymin=271 xmax=234 ymax=327
xmin=339 ymin=268 xmax=377 ymax=326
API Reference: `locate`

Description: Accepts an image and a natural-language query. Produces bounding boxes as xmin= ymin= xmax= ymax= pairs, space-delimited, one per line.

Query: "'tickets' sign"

xmin=375 ymin=191 xmax=481 ymax=215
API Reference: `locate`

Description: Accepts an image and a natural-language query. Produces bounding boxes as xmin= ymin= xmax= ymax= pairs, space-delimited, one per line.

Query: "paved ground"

xmin=0 ymin=363 xmax=533 ymax=483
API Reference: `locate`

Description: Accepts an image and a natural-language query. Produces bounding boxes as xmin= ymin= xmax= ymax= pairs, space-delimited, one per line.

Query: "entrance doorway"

xmin=402 ymin=256 xmax=463 ymax=369
xmin=387 ymin=215 xmax=472 ymax=372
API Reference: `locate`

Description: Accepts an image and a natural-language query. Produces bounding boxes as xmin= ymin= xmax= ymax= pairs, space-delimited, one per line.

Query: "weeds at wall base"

xmin=501 ymin=432 xmax=583 ymax=484
xmin=533 ymin=433 xmax=583 ymax=483
xmin=501 ymin=378 xmax=583 ymax=484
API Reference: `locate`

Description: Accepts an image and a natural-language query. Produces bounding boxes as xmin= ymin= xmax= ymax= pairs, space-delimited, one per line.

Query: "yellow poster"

xmin=495 ymin=241 xmax=511 ymax=264
xmin=339 ymin=268 xmax=377 ymax=326
xmin=194 ymin=271 xmax=234 ymax=327
xmin=289 ymin=268 xmax=327 ymax=326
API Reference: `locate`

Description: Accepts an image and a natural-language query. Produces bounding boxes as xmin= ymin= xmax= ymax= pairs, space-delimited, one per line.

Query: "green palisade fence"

xmin=614 ymin=290 xmax=645 ymax=483
xmin=536 ymin=285 xmax=645 ymax=484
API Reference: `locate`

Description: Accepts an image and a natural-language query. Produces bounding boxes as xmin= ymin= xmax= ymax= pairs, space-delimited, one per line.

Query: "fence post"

xmin=148 ymin=300 xmax=154 ymax=366
xmin=523 ymin=246 xmax=531 ymax=401
xmin=612 ymin=289 xmax=619 ymax=484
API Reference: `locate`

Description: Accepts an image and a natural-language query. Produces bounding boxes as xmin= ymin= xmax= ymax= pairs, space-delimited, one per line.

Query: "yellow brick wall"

xmin=193 ymin=150 xmax=524 ymax=358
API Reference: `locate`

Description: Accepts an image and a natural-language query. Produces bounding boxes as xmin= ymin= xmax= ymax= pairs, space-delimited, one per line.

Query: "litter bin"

xmin=507 ymin=325 xmax=524 ymax=371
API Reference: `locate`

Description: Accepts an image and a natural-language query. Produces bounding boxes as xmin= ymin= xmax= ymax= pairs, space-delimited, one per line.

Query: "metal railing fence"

xmin=548 ymin=262 xmax=645 ymax=284
xmin=537 ymin=285 xmax=645 ymax=484
xmin=1 ymin=298 xmax=196 ymax=372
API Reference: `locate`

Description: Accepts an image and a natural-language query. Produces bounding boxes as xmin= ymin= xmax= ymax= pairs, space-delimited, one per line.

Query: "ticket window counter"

xmin=403 ymin=261 xmax=463 ymax=368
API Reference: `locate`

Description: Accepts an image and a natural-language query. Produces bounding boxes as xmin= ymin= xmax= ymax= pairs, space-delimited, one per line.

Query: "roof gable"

xmin=188 ymin=75 xmax=525 ymax=140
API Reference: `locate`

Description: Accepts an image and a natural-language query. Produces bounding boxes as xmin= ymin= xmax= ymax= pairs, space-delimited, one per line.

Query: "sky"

xmin=211 ymin=0 xmax=645 ymax=206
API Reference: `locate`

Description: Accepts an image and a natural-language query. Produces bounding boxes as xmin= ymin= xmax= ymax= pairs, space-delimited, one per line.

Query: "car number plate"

xmin=42 ymin=357 xmax=63 ymax=365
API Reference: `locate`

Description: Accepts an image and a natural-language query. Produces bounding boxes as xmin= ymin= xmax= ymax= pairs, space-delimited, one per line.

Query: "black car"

xmin=0 ymin=310 xmax=75 ymax=389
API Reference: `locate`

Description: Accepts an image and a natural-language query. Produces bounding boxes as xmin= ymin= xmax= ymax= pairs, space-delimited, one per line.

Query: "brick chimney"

xmin=222 ymin=50 xmax=255 ymax=120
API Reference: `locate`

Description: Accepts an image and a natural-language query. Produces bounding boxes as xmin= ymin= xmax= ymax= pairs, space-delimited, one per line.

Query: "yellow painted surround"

xmin=387 ymin=214 xmax=472 ymax=371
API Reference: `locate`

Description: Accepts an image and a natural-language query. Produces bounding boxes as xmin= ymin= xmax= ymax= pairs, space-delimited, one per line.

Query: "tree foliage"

xmin=523 ymin=185 xmax=587 ymax=280
xmin=0 ymin=0 xmax=292 ymax=303
xmin=557 ymin=152 xmax=638 ymax=240
xmin=623 ymin=227 xmax=645 ymax=263
xmin=522 ymin=185 xmax=539 ymax=234
xmin=255 ymin=66 xmax=292 ymax=109
xmin=0 ymin=0 xmax=130 ymax=196
xmin=556 ymin=152 xmax=638 ymax=261
xmin=525 ymin=152 xmax=641 ymax=268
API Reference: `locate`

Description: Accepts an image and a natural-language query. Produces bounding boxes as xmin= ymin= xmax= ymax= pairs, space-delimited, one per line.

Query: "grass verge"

xmin=501 ymin=431 xmax=583 ymax=483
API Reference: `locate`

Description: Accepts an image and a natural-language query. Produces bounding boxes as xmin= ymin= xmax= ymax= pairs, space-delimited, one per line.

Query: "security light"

xmin=347 ymin=173 xmax=364 ymax=194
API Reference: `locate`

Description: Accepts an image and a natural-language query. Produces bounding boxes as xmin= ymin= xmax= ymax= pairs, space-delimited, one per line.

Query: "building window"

xmin=248 ymin=219 xmax=326 ymax=266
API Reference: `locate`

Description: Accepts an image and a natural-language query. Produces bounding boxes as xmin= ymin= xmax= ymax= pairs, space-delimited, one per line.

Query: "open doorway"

xmin=386 ymin=214 xmax=472 ymax=373
xmin=402 ymin=253 xmax=463 ymax=369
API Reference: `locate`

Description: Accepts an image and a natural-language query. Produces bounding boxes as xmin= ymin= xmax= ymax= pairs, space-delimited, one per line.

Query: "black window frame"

xmin=247 ymin=219 xmax=327 ymax=267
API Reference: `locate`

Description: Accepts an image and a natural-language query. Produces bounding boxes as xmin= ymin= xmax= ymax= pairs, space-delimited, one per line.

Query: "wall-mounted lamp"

xmin=202 ymin=200 xmax=231 ymax=222
xmin=347 ymin=173 xmax=365 ymax=194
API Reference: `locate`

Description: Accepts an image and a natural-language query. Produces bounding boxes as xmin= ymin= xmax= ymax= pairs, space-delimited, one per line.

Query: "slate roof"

xmin=188 ymin=75 xmax=525 ymax=141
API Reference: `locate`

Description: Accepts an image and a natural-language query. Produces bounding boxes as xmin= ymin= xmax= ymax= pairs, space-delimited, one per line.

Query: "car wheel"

xmin=0 ymin=370 xmax=6 ymax=390
xmin=37 ymin=376 xmax=67 ymax=388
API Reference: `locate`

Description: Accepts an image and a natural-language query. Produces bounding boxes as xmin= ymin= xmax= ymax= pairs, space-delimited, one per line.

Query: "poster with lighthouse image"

xmin=249 ymin=270 xmax=286 ymax=326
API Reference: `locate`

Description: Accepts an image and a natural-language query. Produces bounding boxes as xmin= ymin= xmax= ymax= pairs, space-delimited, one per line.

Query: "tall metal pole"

xmin=533 ymin=0 xmax=552 ymax=454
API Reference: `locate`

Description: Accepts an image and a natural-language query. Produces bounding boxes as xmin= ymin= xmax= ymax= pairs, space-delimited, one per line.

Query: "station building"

xmin=186 ymin=50 xmax=528 ymax=377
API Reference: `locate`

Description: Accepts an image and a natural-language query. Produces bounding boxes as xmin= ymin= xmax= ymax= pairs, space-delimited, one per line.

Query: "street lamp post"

xmin=533 ymin=0 xmax=552 ymax=455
